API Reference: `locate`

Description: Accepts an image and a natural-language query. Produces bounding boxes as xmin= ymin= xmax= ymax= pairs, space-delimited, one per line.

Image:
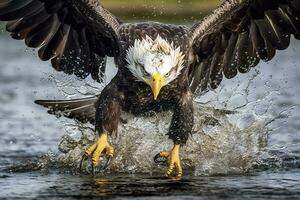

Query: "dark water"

xmin=0 ymin=33 xmax=300 ymax=199
xmin=1 ymin=171 xmax=299 ymax=199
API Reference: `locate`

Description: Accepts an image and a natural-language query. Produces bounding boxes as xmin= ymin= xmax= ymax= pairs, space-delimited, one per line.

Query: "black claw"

xmin=154 ymin=153 xmax=167 ymax=166
xmin=79 ymin=153 xmax=112 ymax=175
xmin=79 ymin=153 xmax=97 ymax=175
xmin=101 ymin=155 xmax=112 ymax=171
xmin=79 ymin=153 xmax=89 ymax=173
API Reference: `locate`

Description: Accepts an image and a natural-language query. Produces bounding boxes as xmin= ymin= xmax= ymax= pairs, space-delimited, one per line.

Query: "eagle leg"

xmin=155 ymin=144 xmax=182 ymax=177
xmin=154 ymin=90 xmax=193 ymax=177
xmin=80 ymin=132 xmax=114 ymax=175
xmin=79 ymin=79 xmax=121 ymax=174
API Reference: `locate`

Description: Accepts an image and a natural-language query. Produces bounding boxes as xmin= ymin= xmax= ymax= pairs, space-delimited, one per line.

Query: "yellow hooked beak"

xmin=150 ymin=73 xmax=165 ymax=100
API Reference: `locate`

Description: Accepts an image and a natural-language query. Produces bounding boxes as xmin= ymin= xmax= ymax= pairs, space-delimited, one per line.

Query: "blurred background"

xmin=101 ymin=0 xmax=220 ymax=23
xmin=0 ymin=0 xmax=219 ymax=29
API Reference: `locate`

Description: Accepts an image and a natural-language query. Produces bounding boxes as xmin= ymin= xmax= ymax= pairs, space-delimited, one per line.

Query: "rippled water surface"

xmin=0 ymin=34 xmax=300 ymax=199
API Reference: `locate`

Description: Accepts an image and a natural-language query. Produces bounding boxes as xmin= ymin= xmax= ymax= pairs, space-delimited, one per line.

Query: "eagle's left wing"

xmin=188 ymin=0 xmax=300 ymax=94
xmin=0 ymin=0 xmax=121 ymax=82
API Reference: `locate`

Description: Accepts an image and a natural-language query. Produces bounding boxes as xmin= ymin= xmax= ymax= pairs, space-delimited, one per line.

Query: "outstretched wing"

xmin=189 ymin=0 xmax=300 ymax=94
xmin=0 ymin=0 xmax=121 ymax=82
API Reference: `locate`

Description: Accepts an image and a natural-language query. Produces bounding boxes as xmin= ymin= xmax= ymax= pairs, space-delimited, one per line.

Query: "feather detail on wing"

xmin=188 ymin=0 xmax=300 ymax=94
xmin=35 ymin=96 xmax=98 ymax=124
xmin=0 ymin=0 xmax=121 ymax=82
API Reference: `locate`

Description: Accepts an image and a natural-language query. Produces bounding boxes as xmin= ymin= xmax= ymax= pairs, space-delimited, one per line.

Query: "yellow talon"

xmin=85 ymin=133 xmax=114 ymax=166
xmin=158 ymin=144 xmax=182 ymax=178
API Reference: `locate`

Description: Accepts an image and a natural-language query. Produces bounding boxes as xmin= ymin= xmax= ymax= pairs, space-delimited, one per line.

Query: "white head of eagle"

xmin=126 ymin=35 xmax=185 ymax=100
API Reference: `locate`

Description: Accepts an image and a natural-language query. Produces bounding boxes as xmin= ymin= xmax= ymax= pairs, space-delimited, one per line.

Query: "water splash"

xmin=55 ymin=102 xmax=276 ymax=176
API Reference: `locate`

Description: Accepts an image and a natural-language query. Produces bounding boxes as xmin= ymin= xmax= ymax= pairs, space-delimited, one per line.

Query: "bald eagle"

xmin=1 ymin=0 xmax=300 ymax=177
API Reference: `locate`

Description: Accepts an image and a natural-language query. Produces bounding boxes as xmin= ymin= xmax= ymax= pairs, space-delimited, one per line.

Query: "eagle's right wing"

xmin=0 ymin=0 xmax=121 ymax=82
